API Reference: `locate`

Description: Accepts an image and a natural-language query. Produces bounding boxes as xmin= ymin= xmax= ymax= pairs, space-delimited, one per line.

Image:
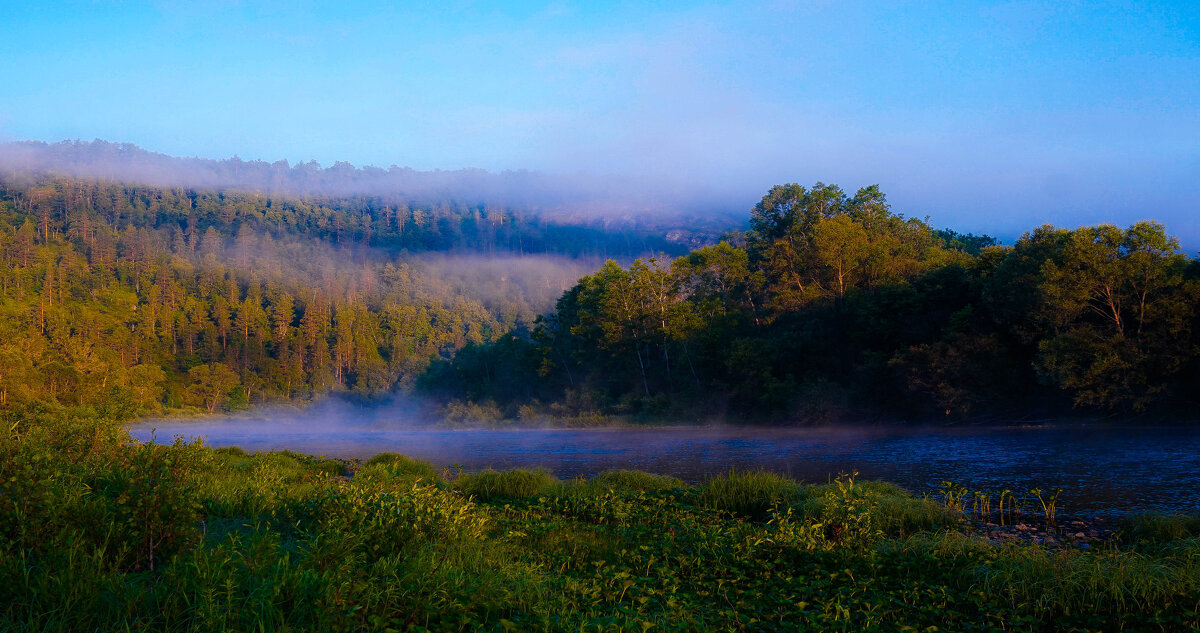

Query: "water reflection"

xmin=129 ymin=418 xmax=1200 ymax=518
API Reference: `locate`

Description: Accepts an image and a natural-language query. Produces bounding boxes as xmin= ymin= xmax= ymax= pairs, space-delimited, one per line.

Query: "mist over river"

xmin=130 ymin=407 xmax=1200 ymax=519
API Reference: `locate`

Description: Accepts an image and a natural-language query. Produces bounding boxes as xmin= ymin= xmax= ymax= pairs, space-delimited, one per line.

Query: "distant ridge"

xmin=0 ymin=139 xmax=741 ymax=226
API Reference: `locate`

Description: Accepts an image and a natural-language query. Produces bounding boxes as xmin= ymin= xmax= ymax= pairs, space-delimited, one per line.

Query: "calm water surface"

xmin=131 ymin=410 xmax=1200 ymax=518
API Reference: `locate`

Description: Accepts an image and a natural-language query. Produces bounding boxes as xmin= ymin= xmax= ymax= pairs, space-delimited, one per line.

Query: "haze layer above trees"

xmin=1 ymin=143 xmax=1196 ymax=423
xmin=0 ymin=161 xmax=718 ymax=416
xmin=0 ymin=139 xmax=742 ymax=225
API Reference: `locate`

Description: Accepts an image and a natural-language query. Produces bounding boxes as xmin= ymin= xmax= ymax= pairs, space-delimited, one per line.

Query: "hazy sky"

xmin=2 ymin=1 xmax=1198 ymax=243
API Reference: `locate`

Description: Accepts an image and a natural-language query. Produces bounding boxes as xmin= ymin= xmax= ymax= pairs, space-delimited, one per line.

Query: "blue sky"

xmin=2 ymin=1 xmax=1198 ymax=243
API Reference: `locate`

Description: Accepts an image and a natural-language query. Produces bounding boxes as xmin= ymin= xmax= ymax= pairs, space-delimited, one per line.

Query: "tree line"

xmin=0 ymin=174 xmax=678 ymax=416
xmin=0 ymin=170 xmax=692 ymax=259
xmin=421 ymin=183 xmax=1200 ymax=421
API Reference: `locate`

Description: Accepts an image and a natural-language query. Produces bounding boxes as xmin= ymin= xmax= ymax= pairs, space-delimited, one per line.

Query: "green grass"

xmin=801 ymin=479 xmax=961 ymax=537
xmin=5 ymin=414 xmax=1200 ymax=632
xmin=697 ymin=469 xmax=800 ymax=518
xmin=590 ymin=469 xmax=686 ymax=492
xmin=1120 ymin=512 xmax=1200 ymax=544
xmin=356 ymin=451 xmax=440 ymax=484
xmin=456 ymin=468 xmax=556 ymax=501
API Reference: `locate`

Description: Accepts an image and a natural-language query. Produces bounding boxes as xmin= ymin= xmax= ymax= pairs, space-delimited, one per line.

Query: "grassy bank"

xmin=3 ymin=415 xmax=1199 ymax=632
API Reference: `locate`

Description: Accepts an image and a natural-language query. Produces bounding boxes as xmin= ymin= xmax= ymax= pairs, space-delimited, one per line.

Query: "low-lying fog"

xmin=129 ymin=396 xmax=1200 ymax=518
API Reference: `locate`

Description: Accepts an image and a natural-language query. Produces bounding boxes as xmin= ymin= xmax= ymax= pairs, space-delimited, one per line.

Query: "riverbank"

xmin=128 ymin=416 xmax=1200 ymax=520
xmin=5 ymin=415 xmax=1200 ymax=631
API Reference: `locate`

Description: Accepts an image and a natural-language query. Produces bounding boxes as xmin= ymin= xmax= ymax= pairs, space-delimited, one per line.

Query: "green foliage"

xmin=92 ymin=438 xmax=206 ymax=571
xmin=1120 ymin=513 xmax=1200 ymax=545
xmin=320 ymin=482 xmax=488 ymax=558
xmin=357 ymin=452 xmax=439 ymax=483
xmin=591 ymin=469 xmax=685 ymax=492
xmin=697 ymin=469 xmax=800 ymax=519
xmin=0 ymin=173 xmax=694 ymax=416
xmin=5 ymin=418 xmax=1200 ymax=632
xmin=977 ymin=542 xmax=1200 ymax=625
xmin=805 ymin=478 xmax=959 ymax=537
xmin=425 ymin=182 xmax=1200 ymax=421
xmin=456 ymin=468 xmax=557 ymax=501
xmin=767 ymin=473 xmax=884 ymax=551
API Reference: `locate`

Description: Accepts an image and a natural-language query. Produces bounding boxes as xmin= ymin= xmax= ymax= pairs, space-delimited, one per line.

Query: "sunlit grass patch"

xmin=802 ymin=479 xmax=959 ymax=537
xmin=356 ymin=452 xmax=440 ymax=485
xmin=194 ymin=449 xmax=341 ymax=520
xmin=456 ymin=468 xmax=556 ymax=501
xmin=590 ymin=469 xmax=686 ymax=492
xmin=698 ymin=469 xmax=800 ymax=519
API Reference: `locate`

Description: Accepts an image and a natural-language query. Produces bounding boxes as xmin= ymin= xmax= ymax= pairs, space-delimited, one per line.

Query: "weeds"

xmin=4 ymin=412 xmax=1199 ymax=632
xmin=940 ymin=480 xmax=969 ymax=513
xmin=1030 ymin=487 xmax=1064 ymax=526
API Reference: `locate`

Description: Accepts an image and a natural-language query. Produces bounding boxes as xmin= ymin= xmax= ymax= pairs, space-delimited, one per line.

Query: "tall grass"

xmin=591 ymin=469 xmax=685 ymax=492
xmin=698 ymin=470 xmax=799 ymax=519
xmin=1120 ymin=512 xmax=1200 ymax=544
xmin=456 ymin=468 xmax=556 ymax=501
xmin=980 ymin=542 xmax=1200 ymax=622
xmin=5 ymin=412 xmax=1200 ymax=632
xmin=356 ymin=452 xmax=440 ymax=484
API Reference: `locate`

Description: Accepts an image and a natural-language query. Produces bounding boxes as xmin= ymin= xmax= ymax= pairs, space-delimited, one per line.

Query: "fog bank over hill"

xmin=0 ymin=139 xmax=744 ymax=226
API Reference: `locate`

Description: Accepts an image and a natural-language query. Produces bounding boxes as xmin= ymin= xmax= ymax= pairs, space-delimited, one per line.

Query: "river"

xmin=130 ymin=409 xmax=1200 ymax=518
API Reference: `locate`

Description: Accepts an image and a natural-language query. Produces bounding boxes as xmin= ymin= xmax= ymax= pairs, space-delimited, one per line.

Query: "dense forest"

xmin=2 ymin=163 xmax=1196 ymax=423
xmin=0 ymin=170 xmax=705 ymax=417
xmin=421 ymin=183 xmax=1200 ymax=422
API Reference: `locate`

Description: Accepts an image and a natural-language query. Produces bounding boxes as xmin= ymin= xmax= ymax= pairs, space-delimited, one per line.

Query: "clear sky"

xmin=2 ymin=1 xmax=1198 ymax=244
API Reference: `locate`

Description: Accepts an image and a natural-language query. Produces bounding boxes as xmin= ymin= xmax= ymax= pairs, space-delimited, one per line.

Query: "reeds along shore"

xmin=3 ymin=416 xmax=1200 ymax=632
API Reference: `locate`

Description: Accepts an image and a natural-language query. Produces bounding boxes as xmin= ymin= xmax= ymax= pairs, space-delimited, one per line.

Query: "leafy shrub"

xmin=768 ymin=473 xmax=883 ymax=551
xmin=93 ymin=438 xmax=206 ymax=571
xmin=803 ymin=479 xmax=958 ymax=537
xmin=443 ymin=400 xmax=504 ymax=426
xmin=0 ymin=435 xmax=65 ymax=552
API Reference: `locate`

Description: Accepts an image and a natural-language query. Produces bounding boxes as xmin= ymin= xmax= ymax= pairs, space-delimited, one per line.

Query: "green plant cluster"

xmin=4 ymin=416 xmax=1199 ymax=631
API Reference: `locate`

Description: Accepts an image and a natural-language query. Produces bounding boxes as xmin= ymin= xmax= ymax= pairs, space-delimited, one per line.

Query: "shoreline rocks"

xmin=960 ymin=514 xmax=1116 ymax=549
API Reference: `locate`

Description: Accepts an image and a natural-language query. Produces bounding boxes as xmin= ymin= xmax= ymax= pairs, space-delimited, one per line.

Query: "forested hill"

xmin=0 ymin=139 xmax=737 ymax=245
xmin=420 ymin=183 xmax=1200 ymax=423
xmin=0 ymin=170 xmax=725 ymax=417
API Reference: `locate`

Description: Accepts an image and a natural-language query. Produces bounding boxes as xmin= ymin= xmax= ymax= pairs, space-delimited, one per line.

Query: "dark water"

xmin=130 ymin=414 xmax=1200 ymax=518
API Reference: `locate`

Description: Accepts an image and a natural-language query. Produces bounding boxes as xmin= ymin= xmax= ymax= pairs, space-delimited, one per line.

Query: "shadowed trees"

xmin=424 ymin=184 xmax=1200 ymax=422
